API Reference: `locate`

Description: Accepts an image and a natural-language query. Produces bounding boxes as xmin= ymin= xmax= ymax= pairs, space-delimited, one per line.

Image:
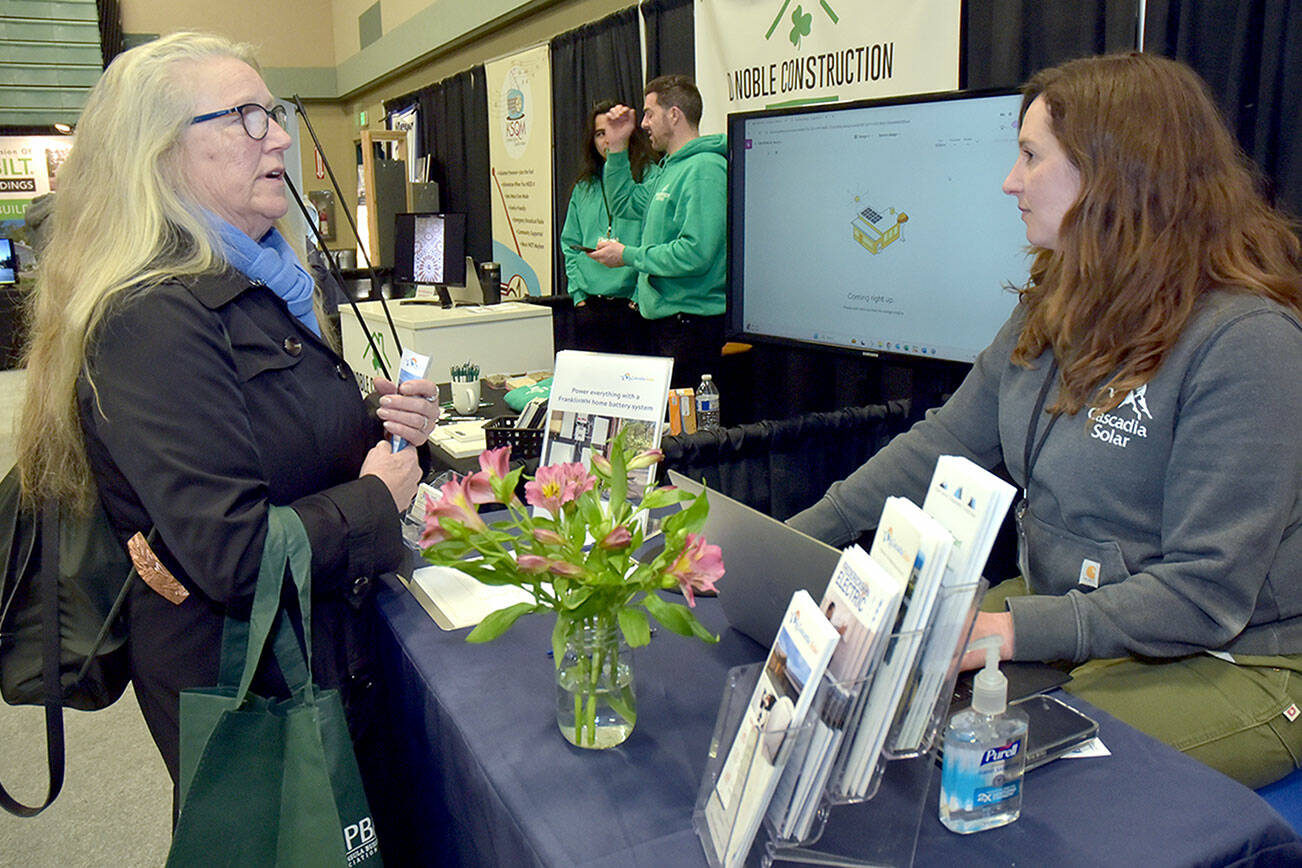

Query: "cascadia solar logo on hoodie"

xmin=1088 ymin=385 xmax=1153 ymax=448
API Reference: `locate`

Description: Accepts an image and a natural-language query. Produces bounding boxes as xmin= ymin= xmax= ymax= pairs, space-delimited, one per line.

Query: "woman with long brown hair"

xmin=560 ymin=99 xmax=657 ymax=354
xmin=790 ymin=52 xmax=1302 ymax=786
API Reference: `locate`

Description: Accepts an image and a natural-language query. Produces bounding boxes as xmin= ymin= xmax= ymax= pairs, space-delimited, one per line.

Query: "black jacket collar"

xmin=179 ymin=267 xmax=259 ymax=310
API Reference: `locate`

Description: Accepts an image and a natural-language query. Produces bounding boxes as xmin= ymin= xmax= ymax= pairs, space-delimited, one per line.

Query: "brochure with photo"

xmin=702 ymin=590 xmax=839 ymax=867
xmin=767 ymin=545 xmax=905 ymax=841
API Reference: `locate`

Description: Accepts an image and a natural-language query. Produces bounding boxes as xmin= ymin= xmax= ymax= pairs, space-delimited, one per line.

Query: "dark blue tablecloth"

xmin=371 ymin=576 xmax=1302 ymax=867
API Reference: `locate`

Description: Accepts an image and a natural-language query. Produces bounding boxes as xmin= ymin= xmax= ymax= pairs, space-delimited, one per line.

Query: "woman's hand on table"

xmin=373 ymin=376 xmax=441 ymax=447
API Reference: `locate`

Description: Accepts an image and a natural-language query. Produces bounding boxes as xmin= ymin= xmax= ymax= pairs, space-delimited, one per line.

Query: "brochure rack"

xmin=693 ymin=579 xmax=986 ymax=867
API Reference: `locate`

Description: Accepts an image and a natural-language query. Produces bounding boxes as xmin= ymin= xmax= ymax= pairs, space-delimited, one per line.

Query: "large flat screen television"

xmin=726 ymin=90 xmax=1030 ymax=364
xmin=392 ymin=212 xmax=467 ymax=287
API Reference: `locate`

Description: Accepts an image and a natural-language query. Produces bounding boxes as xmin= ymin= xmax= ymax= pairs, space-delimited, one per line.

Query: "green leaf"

xmin=640 ymin=486 xmax=693 ymax=511
xmin=466 ymin=602 xmax=536 ymax=642
xmin=662 ymin=488 xmax=709 ymax=536
xmin=550 ymin=615 xmax=568 ymax=664
xmin=562 ymin=585 xmax=595 ymax=611
xmin=618 ymin=607 xmax=652 ymax=648
xmin=578 ymin=493 xmax=605 ymax=536
xmin=608 ymin=683 xmax=637 ymax=724
xmin=641 ymin=592 xmax=719 ymax=643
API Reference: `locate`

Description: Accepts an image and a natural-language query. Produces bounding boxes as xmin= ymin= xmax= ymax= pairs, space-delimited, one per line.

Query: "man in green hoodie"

xmin=590 ymin=75 xmax=727 ymax=389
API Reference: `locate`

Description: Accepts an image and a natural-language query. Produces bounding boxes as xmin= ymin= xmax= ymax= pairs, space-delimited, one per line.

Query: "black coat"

xmin=77 ymin=268 xmax=404 ymax=784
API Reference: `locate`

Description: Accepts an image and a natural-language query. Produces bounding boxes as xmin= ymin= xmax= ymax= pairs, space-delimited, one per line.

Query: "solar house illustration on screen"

xmin=851 ymin=201 xmax=908 ymax=254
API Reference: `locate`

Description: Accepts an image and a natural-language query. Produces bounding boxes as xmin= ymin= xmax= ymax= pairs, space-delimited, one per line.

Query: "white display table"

xmin=340 ymin=300 xmax=553 ymax=389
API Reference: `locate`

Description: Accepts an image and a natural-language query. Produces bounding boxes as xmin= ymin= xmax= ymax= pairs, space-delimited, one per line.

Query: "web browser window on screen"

xmin=733 ymin=92 xmax=1028 ymax=363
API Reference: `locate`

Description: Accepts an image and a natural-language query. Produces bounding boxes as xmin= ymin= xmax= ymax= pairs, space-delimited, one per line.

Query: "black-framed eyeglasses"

xmin=190 ymin=103 xmax=289 ymax=140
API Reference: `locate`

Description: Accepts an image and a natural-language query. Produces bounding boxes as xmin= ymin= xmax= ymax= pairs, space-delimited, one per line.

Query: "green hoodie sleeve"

xmin=560 ymin=184 xmax=590 ymax=304
xmin=603 ymin=149 xmax=652 ymax=219
xmin=622 ymin=156 xmax=726 ymax=279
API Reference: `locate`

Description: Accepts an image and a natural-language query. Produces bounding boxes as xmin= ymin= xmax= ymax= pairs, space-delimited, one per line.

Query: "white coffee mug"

xmin=451 ymin=380 xmax=481 ymax=415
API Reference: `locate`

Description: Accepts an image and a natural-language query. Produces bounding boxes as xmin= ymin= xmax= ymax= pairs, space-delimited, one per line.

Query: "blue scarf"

xmin=211 ymin=216 xmax=320 ymax=336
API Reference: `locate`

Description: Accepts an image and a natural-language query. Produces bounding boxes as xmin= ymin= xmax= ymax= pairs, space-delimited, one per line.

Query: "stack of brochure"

xmin=834 ymin=496 xmax=953 ymax=799
xmin=765 ymin=546 xmax=904 ymax=841
xmin=701 ymin=590 xmax=840 ymax=868
xmin=889 ymin=455 xmax=1016 ymax=752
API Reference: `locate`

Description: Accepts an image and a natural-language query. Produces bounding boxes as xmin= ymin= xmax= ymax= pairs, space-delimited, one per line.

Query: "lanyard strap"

xmin=598 ymin=175 xmax=613 ymax=236
xmin=1022 ymin=359 xmax=1061 ymax=487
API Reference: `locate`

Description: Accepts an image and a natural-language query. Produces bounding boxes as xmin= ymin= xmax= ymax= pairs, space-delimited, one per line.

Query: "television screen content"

xmin=0 ymin=238 xmax=17 ymax=286
xmin=727 ymin=90 xmax=1030 ymax=364
xmin=393 ymin=212 xmax=467 ymax=287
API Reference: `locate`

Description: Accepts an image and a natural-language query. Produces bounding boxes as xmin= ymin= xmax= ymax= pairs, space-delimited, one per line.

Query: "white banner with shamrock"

xmin=693 ymin=0 xmax=960 ymax=134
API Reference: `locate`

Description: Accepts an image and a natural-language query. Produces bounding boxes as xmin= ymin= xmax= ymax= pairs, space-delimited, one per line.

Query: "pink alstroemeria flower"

xmin=559 ymin=462 xmax=597 ymax=497
xmin=532 ymin=527 xmax=566 ymax=547
xmin=517 ymin=554 xmax=551 ymax=574
xmin=626 ymin=449 xmax=664 ymax=471
xmin=599 ymin=525 xmax=633 ymax=550
xmin=420 ymin=475 xmax=488 ymax=547
xmin=666 ymin=533 xmax=725 ymax=606
xmin=462 ymin=471 xmax=496 ymax=506
xmin=546 ymin=559 xmax=585 ymax=579
xmin=524 ymin=464 xmax=573 ymax=516
xmin=525 ymin=462 xmax=594 ymax=516
xmin=479 ymin=446 xmax=511 ymax=480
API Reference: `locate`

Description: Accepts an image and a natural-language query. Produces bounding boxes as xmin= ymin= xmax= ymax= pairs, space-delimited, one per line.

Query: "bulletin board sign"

xmin=694 ymin=0 xmax=960 ymax=135
xmin=485 ymin=42 xmax=554 ymax=298
xmin=0 ymin=135 xmax=72 ymax=228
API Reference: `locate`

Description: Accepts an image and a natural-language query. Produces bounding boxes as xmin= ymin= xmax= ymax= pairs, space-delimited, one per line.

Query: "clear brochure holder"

xmin=693 ymin=578 xmax=987 ymax=867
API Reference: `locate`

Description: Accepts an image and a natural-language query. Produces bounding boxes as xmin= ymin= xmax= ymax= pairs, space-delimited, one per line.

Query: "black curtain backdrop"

xmin=95 ymin=0 xmax=124 ymax=68
xmin=962 ymin=0 xmax=1139 ymax=89
xmin=641 ymin=0 xmax=695 ymax=80
xmin=549 ymin=7 xmax=644 ymax=297
xmin=386 ymin=67 xmax=493 ymax=265
xmin=1145 ymin=0 xmax=1302 ymax=217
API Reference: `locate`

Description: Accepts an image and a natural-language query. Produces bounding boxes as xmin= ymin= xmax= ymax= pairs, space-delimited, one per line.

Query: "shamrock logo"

xmin=766 ymin=0 xmax=839 ymax=43
xmin=789 ymin=5 xmax=813 ymax=46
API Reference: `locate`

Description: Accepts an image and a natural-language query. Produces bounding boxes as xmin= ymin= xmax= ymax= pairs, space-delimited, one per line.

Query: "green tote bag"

xmin=166 ymin=506 xmax=381 ymax=867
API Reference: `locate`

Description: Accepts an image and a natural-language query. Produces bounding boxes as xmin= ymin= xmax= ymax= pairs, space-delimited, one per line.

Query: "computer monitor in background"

xmin=0 ymin=238 xmax=17 ymax=286
xmin=392 ymin=212 xmax=468 ymax=292
xmin=726 ymin=89 xmax=1028 ymax=365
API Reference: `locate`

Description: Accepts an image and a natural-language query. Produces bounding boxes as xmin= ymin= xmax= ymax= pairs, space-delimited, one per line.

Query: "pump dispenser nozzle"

xmin=967 ymin=634 xmax=1007 ymax=715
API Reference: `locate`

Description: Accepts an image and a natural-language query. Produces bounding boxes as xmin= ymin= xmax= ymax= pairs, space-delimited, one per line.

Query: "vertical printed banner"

xmin=0 ymin=135 xmax=73 ymax=230
xmin=694 ymin=0 xmax=961 ymax=134
xmin=485 ymin=43 xmax=554 ymax=298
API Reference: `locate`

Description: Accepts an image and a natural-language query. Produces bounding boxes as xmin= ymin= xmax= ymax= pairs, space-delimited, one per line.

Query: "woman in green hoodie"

xmin=560 ymin=99 xmax=658 ymax=354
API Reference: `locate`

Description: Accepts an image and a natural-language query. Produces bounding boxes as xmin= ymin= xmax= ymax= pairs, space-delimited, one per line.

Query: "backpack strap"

xmin=0 ymin=507 xmax=67 ymax=816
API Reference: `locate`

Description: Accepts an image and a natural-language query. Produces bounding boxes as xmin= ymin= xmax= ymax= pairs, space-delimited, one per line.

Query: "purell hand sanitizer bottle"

xmin=939 ymin=635 xmax=1028 ymax=834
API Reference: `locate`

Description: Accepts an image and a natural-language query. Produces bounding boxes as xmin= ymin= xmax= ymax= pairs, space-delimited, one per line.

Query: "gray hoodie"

xmin=788 ymin=291 xmax=1302 ymax=662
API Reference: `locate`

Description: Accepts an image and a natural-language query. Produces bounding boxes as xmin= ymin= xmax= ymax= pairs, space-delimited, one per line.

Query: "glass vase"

xmin=555 ymin=615 xmax=636 ymax=749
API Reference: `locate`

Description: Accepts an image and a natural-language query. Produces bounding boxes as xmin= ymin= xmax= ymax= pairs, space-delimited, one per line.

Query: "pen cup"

xmin=451 ymin=380 xmax=481 ymax=415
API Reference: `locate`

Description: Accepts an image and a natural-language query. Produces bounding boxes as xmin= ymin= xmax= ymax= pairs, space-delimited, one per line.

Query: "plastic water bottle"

xmin=695 ymin=374 xmax=721 ymax=431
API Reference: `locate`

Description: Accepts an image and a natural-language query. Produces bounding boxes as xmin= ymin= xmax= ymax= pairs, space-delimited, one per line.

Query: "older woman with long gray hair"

xmin=15 ymin=32 xmax=437 ymax=817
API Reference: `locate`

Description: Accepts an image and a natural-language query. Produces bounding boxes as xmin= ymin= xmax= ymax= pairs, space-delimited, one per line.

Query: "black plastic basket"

xmin=484 ymin=415 xmax=544 ymax=460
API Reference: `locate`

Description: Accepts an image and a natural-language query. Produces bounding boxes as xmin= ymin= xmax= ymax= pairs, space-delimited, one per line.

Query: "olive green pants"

xmin=983 ymin=578 xmax=1302 ymax=788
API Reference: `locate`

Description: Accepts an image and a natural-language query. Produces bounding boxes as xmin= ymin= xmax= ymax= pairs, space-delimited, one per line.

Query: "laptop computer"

xmin=667 ymin=470 xmax=843 ymax=647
